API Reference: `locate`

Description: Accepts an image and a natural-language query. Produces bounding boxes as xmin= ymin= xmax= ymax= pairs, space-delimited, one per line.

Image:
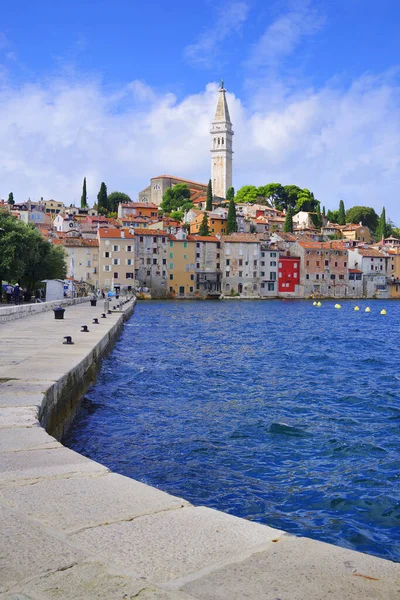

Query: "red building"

xmin=278 ymin=255 xmax=300 ymax=293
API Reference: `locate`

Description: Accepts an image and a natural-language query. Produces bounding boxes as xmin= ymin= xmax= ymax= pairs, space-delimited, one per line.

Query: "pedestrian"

xmin=13 ymin=283 xmax=20 ymax=305
xmin=6 ymin=284 xmax=13 ymax=304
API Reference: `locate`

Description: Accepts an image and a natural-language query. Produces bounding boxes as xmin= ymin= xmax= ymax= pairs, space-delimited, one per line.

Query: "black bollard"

xmin=107 ymin=309 xmax=112 ymax=314
xmin=63 ymin=336 xmax=74 ymax=345
xmin=101 ymin=313 xmax=106 ymax=319
xmin=92 ymin=318 xmax=99 ymax=324
xmin=81 ymin=325 xmax=89 ymax=333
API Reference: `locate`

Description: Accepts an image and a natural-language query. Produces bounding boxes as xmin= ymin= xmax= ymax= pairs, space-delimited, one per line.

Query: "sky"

xmin=1 ymin=0 xmax=400 ymax=222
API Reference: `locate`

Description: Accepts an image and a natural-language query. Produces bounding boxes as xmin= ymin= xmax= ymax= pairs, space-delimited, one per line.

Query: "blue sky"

xmin=1 ymin=0 xmax=400 ymax=222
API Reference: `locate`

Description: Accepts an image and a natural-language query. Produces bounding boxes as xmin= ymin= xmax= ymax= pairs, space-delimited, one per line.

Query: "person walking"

xmin=6 ymin=284 xmax=13 ymax=304
xmin=13 ymin=283 xmax=20 ymax=305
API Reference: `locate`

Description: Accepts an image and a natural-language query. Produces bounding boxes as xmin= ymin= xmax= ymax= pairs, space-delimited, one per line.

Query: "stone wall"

xmin=0 ymin=296 xmax=90 ymax=323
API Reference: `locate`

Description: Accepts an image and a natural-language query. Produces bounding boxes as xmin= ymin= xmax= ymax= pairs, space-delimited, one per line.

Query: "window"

xmin=330 ymin=274 xmax=336 ymax=280
xmin=294 ymin=263 xmax=297 ymax=269
xmin=270 ymin=261 xmax=276 ymax=266
xmin=239 ymin=271 xmax=243 ymax=277
xmin=226 ymin=271 xmax=229 ymax=277
xmin=325 ymin=260 xmax=329 ymax=266
xmin=153 ymin=248 xmax=157 ymax=254
xmin=104 ymin=252 xmax=110 ymax=258
xmin=316 ymin=274 xmax=319 ymax=280
xmin=104 ymin=265 xmax=110 ymax=272
xmin=226 ymin=259 xmax=230 ymax=265
xmin=184 ymin=242 xmax=187 ymax=248
xmin=271 ymin=272 xmax=276 ymax=280
xmin=184 ymin=254 xmax=187 ymax=259
xmin=190 ymin=286 xmax=193 ymax=292
xmin=126 ymin=259 xmax=132 ymax=265
xmin=334 ymin=262 xmax=338 ymax=267
xmin=239 ymin=259 xmax=243 ymax=266
xmin=268 ymin=282 xmax=275 ymax=291
xmin=146 ymin=270 xmax=151 ymax=276
xmin=270 ymin=252 xmax=276 ymax=257
xmin=169 ymin=286 xmax=173 ymax=293
xmin=261 ymin=271 xmax=265 ymax=277
xmin=316 ymin=261 xmax=320 ymax=267
xmin=126 ymin=272 xmax=134 ymax=279
xmin=169 ymin=241 xmax=173 ymax=247
xmin=127 ymin=245 xmax=132 ymax=252
xmin=253 ymin=271 xmax=257 ymax=278
xmin=170 ymin=274 xmax=174 ymax=280
xmin=261 ymin=283 xmax=265 ymax=289
xmin=190 ymin=274 xmax=194 ymax=280
xmin=146 ymin=258 xmax=151 ymax=265
xmin=306 ymin=274 xmax=309 ymax=279
xmin=86 ymin=260 xmax=91 ymax=267
xmin=254 ymin=260 xmax=257 ymax=266
xmin=169 ymin=252 xmax=173 ymax=258
xmin=113 ymin=245 xmax=119 ymax=252
xmin=294 ymin=273 xmax=297 ymax=278
xmin=306 ymin=260 xmax=309 ymax=266
xmin=162 ymin=259 xmax=166 ymax=265
xmin=153 ymin=259 xmax=157 ymax=265
xmin=113 ymin=258 xmax=119 ymax=265
xmin=344 ymin=262 xmax=347 ymax=267
xmin=196 ymin=253 xmax=200 ymax=258
xmin=114 ymin=272 xmax=118 ymax=279
xmin=261 ymin=261 xmax=265 ymax=266
xmin=179 ymin=286 xmax=185 ymax=294
xmin=339 ymin=274 xmax=344 ymax=280
xmin=197 ymin=263 xmax=200 ymax=269
xmin=169 ymin=263 xmax=173 ymax=269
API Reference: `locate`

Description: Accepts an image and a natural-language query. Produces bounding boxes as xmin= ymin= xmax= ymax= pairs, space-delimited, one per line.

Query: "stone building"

xmin=221 ymin=234 xmax=262 ymax=297
xmin=191 ymin=235 xmax=222 ymax=298
xmin=348 ymin=247 xmax=389 ymax=298
xmin=138 ymin=175 xmax=207 ymax=207
xmin=97 ymin=228 xmax=135 ymax=291
xmin=259 ymin=244 xmax=280 ymax=297
xmin=53 ymin=236 xmax=99 ymax=290
xmin=133 ymin=229 xmax=169 ymax=298
xmin=210 ymin=81 xmax=233 ymax=199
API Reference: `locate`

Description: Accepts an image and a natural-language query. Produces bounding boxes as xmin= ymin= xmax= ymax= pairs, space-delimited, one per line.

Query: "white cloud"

xmin=0 ymin=72 xmax=399 ymax=223
xmin=184 ymin=1 xmax=249 ymax=68
xmin=246 ymin=0 xmax=325 ymax=71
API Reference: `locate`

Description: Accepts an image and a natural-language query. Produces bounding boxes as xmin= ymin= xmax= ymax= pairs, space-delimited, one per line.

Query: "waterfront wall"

xmin=0 ymin=299 xmax=399 ymax=599
xmin=0 ymin=296 xmax=89 ymax=323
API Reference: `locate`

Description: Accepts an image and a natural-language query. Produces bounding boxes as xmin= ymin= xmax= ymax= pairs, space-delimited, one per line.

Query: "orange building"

xmin=168 ymin=236 xmax=196 ymax=297
xmin=190 ymin=212 xmax=227 ymax=236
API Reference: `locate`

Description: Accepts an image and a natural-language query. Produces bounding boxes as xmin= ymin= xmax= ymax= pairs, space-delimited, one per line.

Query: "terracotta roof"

xmin=120 ymin=202 xmax=158 ymax=209
xmin=221 ymin=233 xmax=262 ymax=243
xmin=188 ymin=235 xmax=220 ymax=242
xmin=98 ymin=228 xmax=135 ymax=239
xmin=53 ymin=238 xmax=99 ymax=247
xmin=274 ymin=232 xmax=296 ymax=241
xmin=152 ymin=174 xmax=207 ymax=187
xmin=134 ymin=229 xmax=168 ymax=236
xmin=354 ymin=248 xmax=386 ymax=258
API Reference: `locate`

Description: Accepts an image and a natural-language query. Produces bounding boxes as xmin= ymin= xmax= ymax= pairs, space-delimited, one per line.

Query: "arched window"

xmin=221 ymin=138 xmax=224 ymax=145
xmin=218 ymin=137 xmax=220 ymax=145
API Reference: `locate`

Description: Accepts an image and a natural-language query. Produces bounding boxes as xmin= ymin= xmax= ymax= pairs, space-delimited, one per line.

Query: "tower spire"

xmin=210 ymin=81 xmax=234 ymax=199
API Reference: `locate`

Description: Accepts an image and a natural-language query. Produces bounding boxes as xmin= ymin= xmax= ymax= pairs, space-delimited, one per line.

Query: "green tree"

xmin=97 ymin=182 xmax=108 ymax=214
xmin=226 ymin=186 xmax=235 ymax=201
xmin=257 ymin=183 xmax=286 ymax=208
xmin=283 ymin=185 xmax=303 ymax=211
xmin=392 ymin=227 xmax=400 ymax=239
xmin=80 ymin=177 xmax=87 ymax=209
xmin=206 ymin=179 xmax=213 ymax=211
xmin=198 ymin=212 xmax=210 ymax=236
xmin=7 ymin=192 xmax=14 ymax=206
xmin=235 ymin=185 xmax=259 ymax=204
xmin=295 ymin=189 xmax=318 ymax=213
xmin=227 ymin=198 xmax=237 ymax=234
xmin=283 ymin=207 xmax=293 ymax=233
xmin=376 ymin=206 xmax=388 ymax=240
xmin=345 ymin=206 xmax=379 ymax=231
xmin=326 ymin=209 xmax=339 ymax=223
xmin=311 ymin=202 xmax=322 ymax=229
xmin=322 ymin=206 xmax=326 ymax=216
xmin=169 ymin=210 xmax=184 ymax=221
xmin=161 ymin=184 xmax=191 ymax=213
xmin=107 ymin=191 xmax=132 ymax=213
xmin=338 ymin=200 xmax=346 ymax=225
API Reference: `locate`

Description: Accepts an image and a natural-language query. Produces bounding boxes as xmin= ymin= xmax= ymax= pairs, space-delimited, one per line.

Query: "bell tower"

xmin=210 ymin=80 xmax=233 ymax=199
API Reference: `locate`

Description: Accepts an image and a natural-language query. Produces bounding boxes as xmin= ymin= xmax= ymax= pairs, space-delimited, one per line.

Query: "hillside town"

xmin=1 ymin=83 xmax=399 ymax=301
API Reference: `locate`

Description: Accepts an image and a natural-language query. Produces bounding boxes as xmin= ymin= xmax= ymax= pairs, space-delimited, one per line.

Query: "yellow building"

xmin=43 ymin=200 xmax=65 ymax=215
xmin=190 ymin=212 xmax=227 ymax=236
xmin=387 ymin=248 xmax=400 ymax=298
xmin=341 ymin=224 xmax=371 ymax=243
xmin=97 ymin=227 xmax=135 ymax=291
xmin=168 ymin=236 xmax=196 ymax=297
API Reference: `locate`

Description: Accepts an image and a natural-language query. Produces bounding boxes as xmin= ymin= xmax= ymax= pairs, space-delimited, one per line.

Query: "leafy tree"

xmin=7 ymin=192 xmax=14 ymax=206
xmin=206 ymin=179 xmax=213 ymax=211
xmin=338 ymin=200 xmax=346 ymax=225
xmin=198 ymin=213 xmax=210 ymax=236
xmin=345 ymin=206 xmax=378 ymax=231
xmin=80 ymin=177 xmax=87 ymax=208
xmin=326 ymin=209 xmax=339 ymax=223
xmin=392 ymin=227 xmax=400 ymax=239
xmin=170 ymin=210 xmax=184 ymax=221
xmin=235 ymin=185 xmax=259 ymax=204
xmin=161 ymin=184 xmax=191 ymax=213
xmin=227 ymin=198 xmax=237 ymax=234
xmin=108 ymin=191 xmax=132 ymax=213
xmin=257 ymin=183 xmax=285 ymax=208
xmin=295 ymin=189 xmax=318 ymax=213
xmin=97 ymin=182 xmax=108 ymax=214
xmin=311 ymin=202 xmax=322 ymax=229
xmin=283 ymin=207 xmax=293 ymax=233
xmin=283 ymin=185 xmax=303 ymax=211
xmin=376 ymin=206 xmax=388 ymax=240
xmin=226 ymin=186 xmax=235 ymax=201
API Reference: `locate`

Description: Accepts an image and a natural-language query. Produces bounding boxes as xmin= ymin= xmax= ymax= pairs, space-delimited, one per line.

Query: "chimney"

xmin=121 ymin=230 xmax=125 ymax=238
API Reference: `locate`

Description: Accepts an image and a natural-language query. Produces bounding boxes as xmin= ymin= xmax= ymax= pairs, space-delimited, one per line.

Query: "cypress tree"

xmin=80 ymin=177 xmax=88 ymax=208
xmin=338 ymin=199 xmax=345 ymax=225
xmin=322 ymin=205 xmax=326 ymax=216
xmin=227 ymin=198 xmax=237 ymax=234
xmin=7 ymin=192 xmax=14 ymax=205
xmin=226 ymin=186 xmax=235 ymax=201
xmin=97 ymin=182 xmax=108 ymax=214
xmin=283 ymin=207 xmax=293 ymax=233
xmin=206 ymin=179 xmax=213 ymax=211
xmin=377 ymin=206 xmax=387 ymax=240
xmin=315 ymin=202 xmax=322 ymax=229
xmin=198 ymin=212 xmax=210 ymax=236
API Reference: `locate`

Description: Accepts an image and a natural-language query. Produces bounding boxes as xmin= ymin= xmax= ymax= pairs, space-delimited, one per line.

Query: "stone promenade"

xmin=0 ymin=300 xmax=399 ymax=599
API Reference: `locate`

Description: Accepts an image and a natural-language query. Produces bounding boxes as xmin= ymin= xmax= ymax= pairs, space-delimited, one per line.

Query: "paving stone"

xmin=182 ymin=534 xmax=400 ymax=600
xmin=0 ymin=446 xmax=107 ymax=486
xmin=0 ymin=472 xmax=188 ymax=532
xmin=0 ymin=427 xmax=59 ymax=453
xmin=0 ymin=392 xmax=45 ymax=408
xmin=70 ymin=506 xmax=284 ymax=584
xmin=0 ymin=505 xmax=88 ymax=593
xmin=0 ymin=407 xmax=38 ymax=429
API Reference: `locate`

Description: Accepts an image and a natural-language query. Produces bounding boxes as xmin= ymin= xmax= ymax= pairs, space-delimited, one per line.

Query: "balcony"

xmin=388 ymin=277 xmax=400 ymax=285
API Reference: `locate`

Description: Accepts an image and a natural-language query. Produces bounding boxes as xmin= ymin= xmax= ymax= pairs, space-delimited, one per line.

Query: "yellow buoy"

xmin=317 ymin=301 xmax=322 ymax=307
xmin=354 ymin=306 xmax=359 ymax=311
xmin=334 ymin=303 xmax=341 ymax=309
xmin=313 ymin=301 xmax=317 ymax=306
xmin=365 ymin=307 xmax=371 ymax=313
xmin=380 ymin=309 xmax=387 ymax=315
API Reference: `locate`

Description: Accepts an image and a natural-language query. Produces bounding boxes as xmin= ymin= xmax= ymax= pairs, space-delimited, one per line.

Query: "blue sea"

xmin=64 ymin=299 xmax=400 ymax=561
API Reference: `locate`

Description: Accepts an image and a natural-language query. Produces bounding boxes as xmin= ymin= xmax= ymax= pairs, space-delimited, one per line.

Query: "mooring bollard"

xmin=63 ymin=336 xmax=74 ymax=345
xmin=53 ymin=307 xmax=65 ymax=320
xmin=92 ymin=318 xmax=99 ymax=324
xmin=90 ymin=298 xmax=97 ymax=307
xmin=81 ymin=325 xmax=89 ymax=333
xmin=107 ymin=309 xmax=112 ymax=314
xmin=101 ymin=313 xmax=106 ymax=319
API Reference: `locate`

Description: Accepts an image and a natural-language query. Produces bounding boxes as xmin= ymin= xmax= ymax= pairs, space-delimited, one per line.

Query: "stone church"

xmin=138 ymin=82 xmax=233 ymax=206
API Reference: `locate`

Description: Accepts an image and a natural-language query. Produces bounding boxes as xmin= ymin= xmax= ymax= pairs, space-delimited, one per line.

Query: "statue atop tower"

xmin=210 ymin=80 xmax=233 ymax=199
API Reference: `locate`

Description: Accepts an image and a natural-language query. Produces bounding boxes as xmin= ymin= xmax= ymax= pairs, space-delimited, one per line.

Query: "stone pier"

xmin=0 ymin=299 xmax=399 ymax=599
